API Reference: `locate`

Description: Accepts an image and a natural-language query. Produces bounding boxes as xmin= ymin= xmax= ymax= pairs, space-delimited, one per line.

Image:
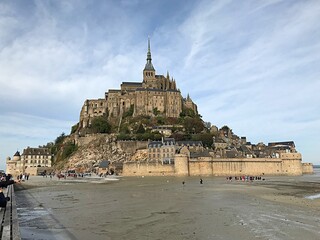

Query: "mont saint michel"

xmin=7 ymin=38 xmax=313 ymax=178
xmin=2 ymin=1 xmax=320 ymax=239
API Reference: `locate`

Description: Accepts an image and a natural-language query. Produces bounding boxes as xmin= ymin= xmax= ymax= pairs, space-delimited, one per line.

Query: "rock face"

xmin=62 ymin=134 xmax=149 ymax=171
xmin=66 ymin=134 xmax=131 ymax=170
xmin=131 ymin=149 xmax=148 ymax=162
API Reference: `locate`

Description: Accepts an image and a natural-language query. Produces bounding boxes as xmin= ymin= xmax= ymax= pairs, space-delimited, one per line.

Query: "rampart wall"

xmin=123 ymin=155 xmax=304 ymax=176
xmin=122 ymin=162 xmax=175 ymax=176
xmin=189 ymin=158 xmax=284 ymax=176
xmin=302 ymin=163 xmax=314 ymax=174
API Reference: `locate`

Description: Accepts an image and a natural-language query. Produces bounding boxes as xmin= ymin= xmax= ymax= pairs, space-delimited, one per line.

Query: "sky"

xmin=1 ymin=0 xmax=320 ymax=169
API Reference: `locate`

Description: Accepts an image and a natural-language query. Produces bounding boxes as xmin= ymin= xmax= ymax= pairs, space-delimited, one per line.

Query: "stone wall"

xmin=302 ymin=163 xmax=314 ymax=174
xmin=280 ymin=153 xmax=302 ymax=175
xmin=188 ymin=157 xmax=302 ymax=176
xmin=117 ymin=141 xmax=148 ymax=154
xmin=122 ymin=162 xmax=175 ymax=176
xmin=122 ymin=156 xmax=305 ymax=177
xmin=189 ymin=158 xmax=284 ymax=176
xmin=25 ymin=167 xmax=53 ymax=176
xmin=174 ymin=154 xmax=189 ymax=176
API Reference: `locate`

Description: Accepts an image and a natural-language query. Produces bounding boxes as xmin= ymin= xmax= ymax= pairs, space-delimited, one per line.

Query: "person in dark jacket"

xmin=0 ymin=176 xmax=19 ymax=208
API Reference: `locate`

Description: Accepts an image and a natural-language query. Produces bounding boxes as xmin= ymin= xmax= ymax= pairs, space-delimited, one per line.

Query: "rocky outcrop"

xmin=66 ymin=134 xmax=131 ymax=169
xmin=131 ymin=149 xmax=148 ymax=162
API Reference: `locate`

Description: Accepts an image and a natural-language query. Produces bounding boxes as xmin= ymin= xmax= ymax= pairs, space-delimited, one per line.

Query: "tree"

xmin=123 ymin=104 xmax=134 ymax=118
xmin=119 ymin=124 xmax=131 ymax=134
xmin=55 ymin=133 xmax=66 ymax=145
xmin=183 ymin=117 xmax=204 ymax=134
xmin=61 ymin=141 xmax=78 ymax=159
xmin=180 ymin=107 xmax=196 ymax=118
xmin=70 ymin=123 xmax=79 ymax=134
xmin=136 ymin=123 xmax=145 ymax=134
xmin=153 ymin=107 xmax=160 ymax=116
xmin=90 ymin=116 xmax=111 ymax=133
xmin=192 ymin=133 xmax=214 ymax=147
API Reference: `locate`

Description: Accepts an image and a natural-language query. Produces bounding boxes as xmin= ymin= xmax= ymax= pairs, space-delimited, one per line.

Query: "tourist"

xmin=0 ymin=176 xmax=20 ymax=208
xmin=200 ymin=178 xmax=203 ymax=184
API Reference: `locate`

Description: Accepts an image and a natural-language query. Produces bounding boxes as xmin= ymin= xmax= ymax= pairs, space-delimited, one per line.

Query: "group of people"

xmin=17 ymin=173 xmax=30 ymax=181
xmin=226 ymin=176 xmax=265 ymax=182
xmin=182 ymin=178 xmax=204 ymax=186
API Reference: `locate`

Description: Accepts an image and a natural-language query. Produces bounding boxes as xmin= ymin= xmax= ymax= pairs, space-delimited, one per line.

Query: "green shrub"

xmin=61 ymin=141 xmax=78 ymax=159
xmin=90 ymin=116 xmax=111 ymax=133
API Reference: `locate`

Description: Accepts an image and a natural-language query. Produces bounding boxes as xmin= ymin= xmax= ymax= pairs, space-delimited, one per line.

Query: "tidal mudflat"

xmin=15 ymin=171 xmax=320 ymax=240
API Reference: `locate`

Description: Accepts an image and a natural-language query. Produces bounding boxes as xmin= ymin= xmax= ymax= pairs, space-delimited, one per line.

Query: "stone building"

xmin=148 ymin=138 xmax=204 ymax=165
xmin=6 ymin=151 xmax=23 ymax=176
xmin=21 ymin=147 xmax=52 ymax=169
xmin=148 ymin=138 xmax=176 ymax=164
xmin=79 ymin=38 xmax=197 ymax=129
xmin=6 ymin=147 xmax=53 ymax=176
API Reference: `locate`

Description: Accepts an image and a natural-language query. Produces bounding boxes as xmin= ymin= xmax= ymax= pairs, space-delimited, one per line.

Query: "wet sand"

xmin=14 ymin=172 xmax=320 ymax=240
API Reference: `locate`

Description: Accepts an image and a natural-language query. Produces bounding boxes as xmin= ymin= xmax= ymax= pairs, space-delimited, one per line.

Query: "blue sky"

xmin=1 ymin=0 xmax=320 ymax=169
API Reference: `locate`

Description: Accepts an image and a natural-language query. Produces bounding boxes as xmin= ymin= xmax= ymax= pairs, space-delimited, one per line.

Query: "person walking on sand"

xmin=200 ymin=178 xmax=203 ymax=184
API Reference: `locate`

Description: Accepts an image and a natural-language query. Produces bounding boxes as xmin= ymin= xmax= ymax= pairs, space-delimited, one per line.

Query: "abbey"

xmin=79 ymin=39 xmax=197 ymax=129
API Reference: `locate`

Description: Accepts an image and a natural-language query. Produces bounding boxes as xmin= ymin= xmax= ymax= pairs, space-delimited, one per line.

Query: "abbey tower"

xmin=79 ymin=39 xmax=197 ymax=129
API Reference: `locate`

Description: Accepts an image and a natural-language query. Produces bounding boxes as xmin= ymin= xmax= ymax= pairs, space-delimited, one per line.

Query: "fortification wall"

xmin=122 ymin=162 xmax=175 ymax=176
xmin=75 ymin=134 xmax=100 ymax=146
xmin=302 ymin=163 xmax=314 ymax=174
xmin=123 ymin=156 xmax=304 ymax=177
xmin=174 ymin=154 xmax=190 ymax=176
xmin=188 ymin=158 xmax=284 ymax=176
xmin=280 ymin=153 xmax=302 ymax=175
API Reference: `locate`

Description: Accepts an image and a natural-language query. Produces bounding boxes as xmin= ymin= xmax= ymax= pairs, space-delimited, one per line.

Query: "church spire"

xmin=144 ymin=37 xmax=155 ymax=71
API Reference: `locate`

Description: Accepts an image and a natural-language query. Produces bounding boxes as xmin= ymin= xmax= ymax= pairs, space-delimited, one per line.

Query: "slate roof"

xmin=14 ymin=151 xmax=20 ymax=157
xmin=176 ymin=141 xmax=203 ymax=147
xmin=22 ymin=147 xmax=51 ymax=156
xmin=190 ymin=150 xmax=212 ymax=158
xmin=121 ymin=82 xmax=142 ymax=86
xmin=148 ymin=138 xmax=176 ymax=148
xmin=99 ymin=160 xmax=109 ymax=168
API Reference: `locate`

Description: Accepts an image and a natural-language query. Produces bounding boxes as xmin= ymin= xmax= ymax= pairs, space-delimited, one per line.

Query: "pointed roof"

xmin=14 ymin=151 xmax=20 ymax=157
xmin=144 ymin=37 xmax=155 ymax=71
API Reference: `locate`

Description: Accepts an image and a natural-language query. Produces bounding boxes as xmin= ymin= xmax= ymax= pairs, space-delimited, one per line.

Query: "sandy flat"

xmin=14 ymin=173 xmax=320 ymax=240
